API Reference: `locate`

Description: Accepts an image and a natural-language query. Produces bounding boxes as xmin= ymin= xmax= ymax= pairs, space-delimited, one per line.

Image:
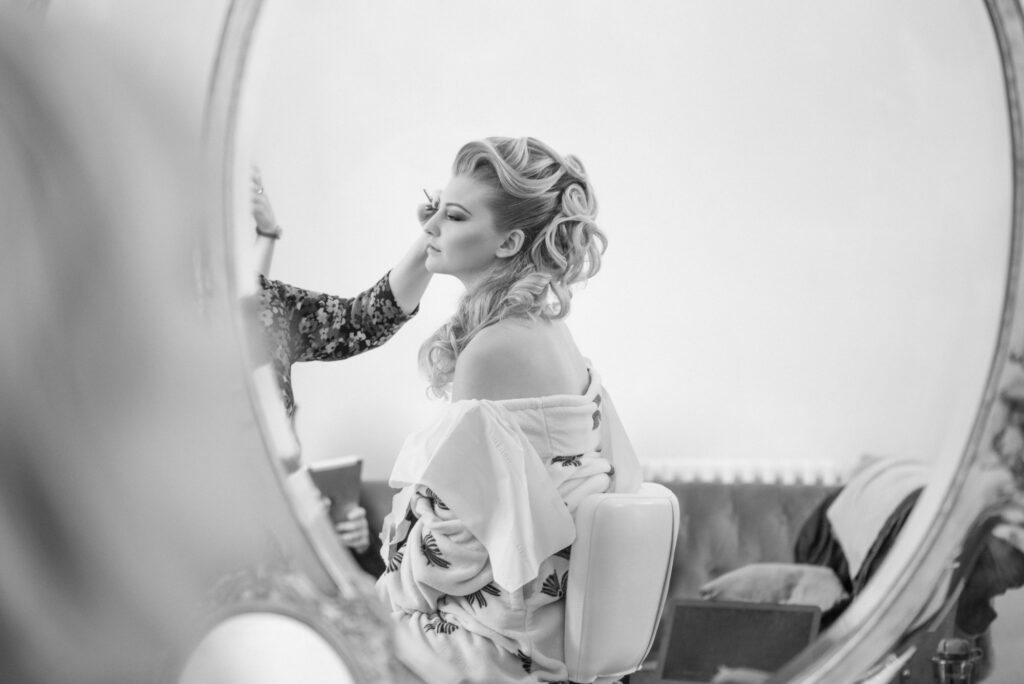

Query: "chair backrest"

xmin=564 ymin=482 xmax=680 ymax=683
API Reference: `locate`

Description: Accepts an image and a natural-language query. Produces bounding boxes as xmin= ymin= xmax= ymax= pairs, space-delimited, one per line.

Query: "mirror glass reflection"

xmin=234 ymin=0 xmax=1009 ymax=481
xmin=179 ymin=613 xmax=357 ymax=684
xmin=227 ymin=0 xmax=1015 ymax=680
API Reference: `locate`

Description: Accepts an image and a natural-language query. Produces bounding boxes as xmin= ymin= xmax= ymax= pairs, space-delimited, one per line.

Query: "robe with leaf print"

xmin=377 ymin=370 xmax=641 ymax=683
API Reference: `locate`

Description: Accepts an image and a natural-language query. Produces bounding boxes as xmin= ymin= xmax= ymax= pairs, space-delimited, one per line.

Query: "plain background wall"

xmin=37 ymin=2 xmax=1024 ymax=684
xmin=232 ymin=0 xmax=1010 ymax=484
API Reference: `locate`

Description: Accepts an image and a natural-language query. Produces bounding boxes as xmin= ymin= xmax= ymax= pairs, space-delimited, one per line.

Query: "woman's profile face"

xmin=423 ymin=174 xmax=508 ymax=284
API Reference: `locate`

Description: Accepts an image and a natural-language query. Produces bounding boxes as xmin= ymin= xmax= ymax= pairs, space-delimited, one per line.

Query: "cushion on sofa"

xmin=662 ymin=481 xmax=838 ymax=597
xmin=698 ymin=562 xmax=848 ymax=611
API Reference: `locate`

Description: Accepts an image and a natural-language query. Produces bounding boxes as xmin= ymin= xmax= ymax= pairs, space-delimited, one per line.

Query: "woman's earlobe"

xmin=496 ymin=229 xmax=526 ymax=258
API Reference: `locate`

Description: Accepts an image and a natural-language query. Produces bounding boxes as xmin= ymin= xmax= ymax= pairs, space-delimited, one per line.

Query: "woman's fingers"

xmin=336 ymin=521 xmax=370 ymax=552
xmin=335 ymin=519 xmax=365 ymax=533
xmin=339 ymin=537 xmax=369 ymax=553
xmin=250 ymin=168 xmax=270 ymax=210
xmin=417 ymin=204 xmax=432 ymax=225
xmin=335 ymin=510 xmax=368 ymax=533
xmin=417 ymin=188 xmax=441 ymax=225
xmin=253 ymin=196 xmax=273 ymax=220
xmin=334 ymin=508 xmax=371 ymax=552
xmin=337 ymin=527 xmax=366 ymax=540
xmin=417 ymin=203 xmax=436 ymax=226
xmin=250 ymin=178 xmax=278 ymax=234
xmin=338 ymin=528 xmax=368 ymax=543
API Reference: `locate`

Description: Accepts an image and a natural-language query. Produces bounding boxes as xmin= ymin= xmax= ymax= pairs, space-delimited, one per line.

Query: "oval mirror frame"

xmin=199 ymin=3 xmax=407 ymax=681
xmin=202 ymin=1 xmax=1024 ymax=681
xmin=178 ymin=610 xmax=359 ymax=684
xmin=172 ymin=565 xmax=377 ymax=684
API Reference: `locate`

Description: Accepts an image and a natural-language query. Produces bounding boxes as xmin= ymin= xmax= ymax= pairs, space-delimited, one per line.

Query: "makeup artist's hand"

xmin=417 ymin=188 xmax=441 ymax=226
xmin=251 ymin=167 xmax=282 ymax=239
xmin=387 ymin=188 xmax=438 ymax=314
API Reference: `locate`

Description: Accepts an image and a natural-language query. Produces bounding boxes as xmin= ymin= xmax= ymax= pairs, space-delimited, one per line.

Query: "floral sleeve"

xmin=259 ymin=272 xmax=414 ymax=362
xmin=256 ymin=272 xmax=416 ymax=417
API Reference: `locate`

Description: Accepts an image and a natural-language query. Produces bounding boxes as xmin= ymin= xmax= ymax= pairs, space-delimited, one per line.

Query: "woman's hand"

xmin=417 ymin=188 xmax=440 ymax=226
xmin=387 ymin=188 xmax=438 ymax=314
xmin=334 ymin=506 xmax=371 ymax=555
xmin=251 ymin=167 xmax=282 ymax=239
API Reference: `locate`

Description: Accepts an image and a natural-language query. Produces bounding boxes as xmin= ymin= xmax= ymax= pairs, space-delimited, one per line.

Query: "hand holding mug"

xmin=334 ymin=505 xmax=371 ymax=554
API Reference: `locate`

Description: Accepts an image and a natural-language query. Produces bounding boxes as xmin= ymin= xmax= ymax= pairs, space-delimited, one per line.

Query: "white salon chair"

xmin=564 ymin=483 xmax=681 ymax=684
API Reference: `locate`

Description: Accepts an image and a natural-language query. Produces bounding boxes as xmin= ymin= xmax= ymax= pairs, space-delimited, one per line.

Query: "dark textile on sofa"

xmin=955 ymin=527 xmax=1024 ymax=635
xmin=793 ymin=487 xmax=922 ymax=627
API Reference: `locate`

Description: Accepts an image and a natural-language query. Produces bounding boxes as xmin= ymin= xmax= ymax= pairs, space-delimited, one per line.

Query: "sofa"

xmin=362 ymin=476 xmax=836 ymax=595
xmin=362 ymin=474 xmax=987 ymax=683
xmin=360 ymin=475 xmax=838 ymax=670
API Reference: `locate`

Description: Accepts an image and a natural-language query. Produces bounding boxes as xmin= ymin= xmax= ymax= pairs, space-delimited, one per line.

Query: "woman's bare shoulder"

xmin=453 ymin=319 xmax=585 ymax=401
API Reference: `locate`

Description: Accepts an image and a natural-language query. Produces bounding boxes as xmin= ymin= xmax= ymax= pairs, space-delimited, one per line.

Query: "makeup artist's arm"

xmin=386 ymin=190 xmax=438 ymax=314
xmin=388 ymin=231 xmax=432 ymax=315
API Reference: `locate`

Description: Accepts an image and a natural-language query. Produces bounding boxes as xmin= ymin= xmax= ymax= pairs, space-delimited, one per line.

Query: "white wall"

xmin=232 ymin=0 xmax=1011 ymax=482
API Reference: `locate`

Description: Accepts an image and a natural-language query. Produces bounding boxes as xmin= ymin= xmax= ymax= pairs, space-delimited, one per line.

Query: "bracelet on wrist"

xmin=256 ymin=224 xmax=282 ymax=240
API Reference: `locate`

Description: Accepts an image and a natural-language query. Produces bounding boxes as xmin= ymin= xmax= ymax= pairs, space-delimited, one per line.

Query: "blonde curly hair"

xmin=419 ymin=136 xmax=606 ymax=397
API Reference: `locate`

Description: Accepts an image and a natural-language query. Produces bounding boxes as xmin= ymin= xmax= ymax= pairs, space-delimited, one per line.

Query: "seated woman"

xmin=376 ymin=137 xmax=642 ymax=683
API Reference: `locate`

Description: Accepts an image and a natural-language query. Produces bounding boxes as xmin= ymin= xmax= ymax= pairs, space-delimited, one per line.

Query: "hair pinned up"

xmin=419 ymin=136 xmax=607 ymax=397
